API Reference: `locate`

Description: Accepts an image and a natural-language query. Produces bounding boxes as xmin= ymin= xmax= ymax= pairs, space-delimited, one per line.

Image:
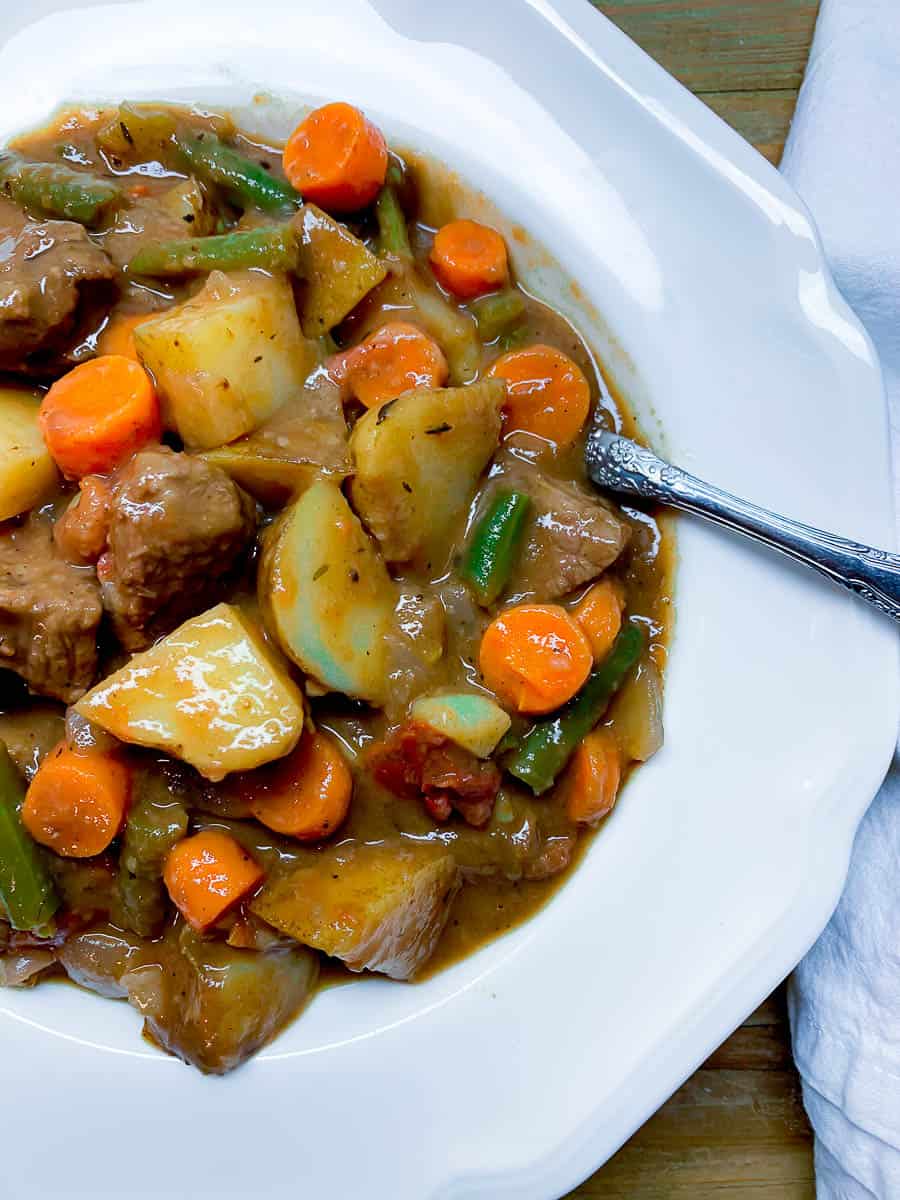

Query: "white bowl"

xmin=1 ymin=2 xmax=897 ymax=1197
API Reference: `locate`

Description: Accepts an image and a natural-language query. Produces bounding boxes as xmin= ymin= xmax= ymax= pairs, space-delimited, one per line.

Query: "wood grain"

xmin=592 ymin=1 xmax=819 ymax=93
xmin=570 ymin=3 xmax=819 ymax=1195
xmin=592 ymin=1 xmax=819 ymax=162
xmin=570 ymin=988 xmax=814 ymax=1197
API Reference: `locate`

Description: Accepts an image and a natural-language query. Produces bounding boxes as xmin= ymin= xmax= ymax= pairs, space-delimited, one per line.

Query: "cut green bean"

xmin=177 ymin=134 xmax=301 ymax=215
xmin=504 ymin=622 xmax=645 ymax=795
xmin=0 ymin=154 xmax=121 ymax=225
xmin=128 ymin=225 xmax=299 ymax=276
xmin=0 ymin=745 xmax=59 ymax=934
xmin=375 ymin=184 xmax=412 ymax=260
xmin=468 ymin=288 xmax=526 ymax=343
xmin=462 ymin=490 xmax=531 ymax=606
xmin=116 ymin=781 xmax=188 ymax=938
xmin=497 ymin=324 xmax=530 ymax=353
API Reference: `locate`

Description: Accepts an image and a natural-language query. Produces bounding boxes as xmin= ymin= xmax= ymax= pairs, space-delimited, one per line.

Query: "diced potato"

xmin=349 ymin=379 xmax=505 ymax=565
xmin=134 ymin=270 xmax=315 ymax=449
xmin=251 ymin=841 xmax=460 ymax=980
xmin=259 ymin=479 xmax=395 ymax=703
xmin=157 ymin=178 xmax=216 ymax=236
xmin=295 ymin=204 xmax=387 ymax=335
xmin=0 ymin=387 xmax=57 ymax=521
xmin=410 ymin=693 xmax=511 ymax=759
xmin=125 ymin=925 xmax=319 ymax=1075
xmin=75 ymin=603 xmax=305 ymax=780
xmin=199 ymin=374 xmax=349 ymax=506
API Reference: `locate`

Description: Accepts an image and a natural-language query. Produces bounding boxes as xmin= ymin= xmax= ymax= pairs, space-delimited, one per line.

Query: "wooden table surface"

xmin=571 ymin=3 xmax=820 ymax=1197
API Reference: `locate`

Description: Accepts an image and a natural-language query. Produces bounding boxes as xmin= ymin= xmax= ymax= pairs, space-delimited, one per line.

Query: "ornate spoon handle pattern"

xmin=585 ymin=430 xmax=900 ymax=622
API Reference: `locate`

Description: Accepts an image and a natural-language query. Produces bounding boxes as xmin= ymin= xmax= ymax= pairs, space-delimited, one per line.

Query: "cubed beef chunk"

xmin=99 ymin=446 xmax=257 ymax=651
xmin=0 ymin=199 xmax=115 ymax=375
xmin=0 ymin=516 xmax=102 ymax=702
xmin=368 ymin=721 xmax=501 ymax=829
xmin=502 ymin=463 xmax=631 ymax=599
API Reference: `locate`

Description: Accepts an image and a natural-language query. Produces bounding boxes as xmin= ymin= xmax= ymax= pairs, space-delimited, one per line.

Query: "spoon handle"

xmin=585 ymin=431 xmax=900 ymax=622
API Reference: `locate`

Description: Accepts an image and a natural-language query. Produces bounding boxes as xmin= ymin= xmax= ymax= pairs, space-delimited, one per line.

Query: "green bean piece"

xmin=461 ymin=491 xmax=531 ymax=606
xmin=177 ymin=134 xmax=301 ymax=215
xmin=497 ymin=324 xmax=530 ymax=353
xmin=128 ymin=225 xmax=299 ymax=277
xmin=468 ymin=288 xmax=526 ymax=343
xmin=375 ymin=184 xmax=413 ymax=260
xmin=504 ymin=623 xmax=645 ymax=795
xmin=116 ymin=784 xmax=188 ymax=937
xmin=0 ymin=154 xmax=122 ymax=225
xmin=0 ymin=745 xmax=59 ymax=934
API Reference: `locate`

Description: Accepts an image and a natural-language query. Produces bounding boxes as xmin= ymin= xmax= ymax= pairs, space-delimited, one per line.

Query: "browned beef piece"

xmin=0 ymin=516 xmax=102 ymax=703
xmin=504 ymin=465 xmax=631 ymax=599
xmin=99 ymin=447 xmax=257 ymax=651
xmin=368 ymin=722 xmax=501 ymax=829
xmin=0 ymin=199 xmax=116 ymax=375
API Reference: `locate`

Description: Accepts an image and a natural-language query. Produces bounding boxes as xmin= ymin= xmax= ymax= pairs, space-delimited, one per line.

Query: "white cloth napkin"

xmin=780 ymin=2 xmax=900 ymax=1196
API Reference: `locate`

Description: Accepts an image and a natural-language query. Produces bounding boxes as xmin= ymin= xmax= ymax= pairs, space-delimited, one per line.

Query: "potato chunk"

xmin=410 ymin=693 xmax=511 ymax=758
xmin=134 ymin=270 xmax=315 ymax=449
xmin=75 ymin=603 xmax=305 ymax=780
xmin=251 ymin=841 xmax=460 ymax=980
xmin=295 ymin=204 xmax=387 ymax=336
xmin=125 ymin=926 xmax=319 ymax=1075
xmin=259 ymin=478 xmax=395 ymax=703
xmin=0 ymin=387 xmax=57 ymax=520
xmin=349 ymin=380 xmax=504 ymax=565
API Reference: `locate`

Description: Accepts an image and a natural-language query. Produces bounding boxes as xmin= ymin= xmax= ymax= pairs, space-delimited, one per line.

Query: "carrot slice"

xmin=572 ymin=578 xmax=625 ymax=662
xmin=283 ymin=102 xmax=388 ymax=212
xmin=242 ymin=730 xmax=353 ymax=841
xmin=22 ymin=742 xmax=130 ymax=858
xmin=39 ymin=354 xmax=160 ymax=479
xmin=561 ymin=728 xmax=621 ymax=826
xmin=328 ymin=321 xmax=448 ymax=408
xmin=488 ymin=344 xmax=590 ymax=449
xmin=479 ymin=603 xmax=593 ymax=715
xmin=429 ymin=219 xmax=508 ymax=300
xmin=96 ymin=312 xmax=150 ymax=361
xmin=163 ymin=831 xmax=263 ymax=932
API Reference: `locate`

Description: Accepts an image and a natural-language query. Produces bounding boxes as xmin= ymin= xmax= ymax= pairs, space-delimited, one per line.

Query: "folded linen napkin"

xmin=780 ymin=2 xmax=900 ymax=1195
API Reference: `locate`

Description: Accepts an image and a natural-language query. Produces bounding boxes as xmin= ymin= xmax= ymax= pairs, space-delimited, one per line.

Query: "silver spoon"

xmin=585 ymin=429 xmax=900 ymax=622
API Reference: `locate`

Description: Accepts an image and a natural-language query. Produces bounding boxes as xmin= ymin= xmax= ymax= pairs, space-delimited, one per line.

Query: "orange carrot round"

xmin=39 ymin=355 xmax=160 ymax=479
xmin=163 ymin=830 xmax=263 ymax=932
xmin=243 ymin=730 xmax=353 ymax=841
xmin=96 ymin=312 xmax=150 ymax=362
xmin=22 ymin=742 xmax=130 ymax=858
xmin=561 ymin=728 xmax=621 ymax=825
xmin=283 ymin=102 xmax=388 ymax=212
xmin=479 ymin=603 xmax=593 ymax=715
xmin=429 ymin=219 xmax=508 ymax=300
xmin=328 ymin=321 xmax=448 ymax=408
xmin=572 ymin=578 xmax=625 ymax=662
xmin=488 ymin=344 xmax=590 ymax=448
